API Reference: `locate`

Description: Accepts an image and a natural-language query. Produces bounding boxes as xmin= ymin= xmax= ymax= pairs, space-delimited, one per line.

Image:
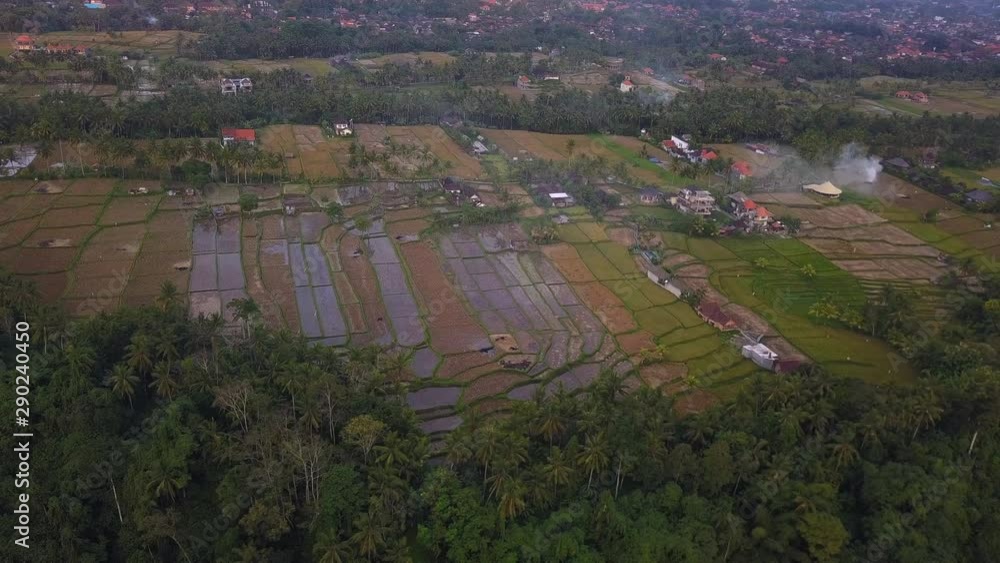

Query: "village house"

xmin=895 ymin=90 xmax=929 ymax=103
xmin=638 ymin=187 xmax=663 ymax=205
xmin=728 ymin=192 xmax=773 ymax=231
xmin=697 ymin=301 xmax=737 ymax=331
xmin=742 ymin=342 xmax=778 ymax=370
xmin=515 ymin=75 xmax=531 ymax=89
xmin=333 ymin=120 xmax=354 ymax=137
xmin=14 ymin=35 xmax=34 ymax=52
xmin=731 ymin=161 xmax=753 ymax=180
xmin=221 ymin=128 xmax=256 ymax=146
xmin=619 ymin=75 xmax=636 ymax=93
xmin=675 ymin=187 xmax=715 ymax=215
xmin=221 ymin=77 xmax=253 ymax=95
xmin=547 ymin=192 xmax=574 ymax=208
xmin=965 ymin=189 xmax=995 ymax=206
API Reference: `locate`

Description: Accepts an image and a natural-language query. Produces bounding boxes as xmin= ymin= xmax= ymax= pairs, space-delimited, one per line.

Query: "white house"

xmin=620 ymin=76 xmax=636 ymax=93
xmin=548 ymin=192 xmax=574 ymax=208
xmin=742 ymin=343 xmax=778 ymax=371
xmin=670 ymin=135 xmax=690 ymax=151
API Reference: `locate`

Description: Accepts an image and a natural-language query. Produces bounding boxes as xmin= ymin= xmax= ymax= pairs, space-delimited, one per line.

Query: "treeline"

xmin=2 ymin=79 xmax=997 ymax=170
xmin=655 ymin=88 xmax=1000 ymax=167
xmin=1 ymin=271 xmax=999 ymax=561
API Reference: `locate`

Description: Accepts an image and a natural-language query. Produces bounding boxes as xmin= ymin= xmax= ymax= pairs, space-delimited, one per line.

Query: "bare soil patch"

xmin=38 ymin=205 xmax=102 ymax=228
xmin=462 ymin=372 xmax=528 ymax=404
xmin=100 ymin=196 xmax=159 ymax=225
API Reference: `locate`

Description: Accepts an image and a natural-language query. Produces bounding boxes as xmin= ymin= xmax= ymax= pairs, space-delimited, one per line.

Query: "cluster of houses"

xmin=727 ymin=192 xmax=784 ymax=233
xmin=660 ymin=135 xmax=718 ymax=165
xmin=220 ymin=77 xmax=254 ymax=95
xmin=13 ymin=35 xmax=89 ymax=56
xmin=895 ymin=90 xmax=930 ymax=104
xmin=443 ymin=177 xmax=486 ymax=207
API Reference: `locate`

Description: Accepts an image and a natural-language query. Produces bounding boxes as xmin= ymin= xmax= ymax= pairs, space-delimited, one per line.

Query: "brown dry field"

xmin=67 ymin=178 xmax=125 ymax=196
xmin=617 ymin=330 xmax=656 ymax=355
xmin=387 ymin=219 xmax=430 ymax=238
xmin=437 ymin=351 xmax=496 ymax=380
xmin=462 ymin=372 xmax=528 ymax=404
xmin=0 ymin=180 xmax=38 ymax=196
xmin=23 ymin=272 xmax=68 ymax=302
xmin=639 ymin=363 xmax=687 ymax=389
xmin=573 ymin=281 xmax=636 ymax=334
xmin=782 ymin=204 xmax=886 ymax=229
xmin=259 ymin=125 xmax=351 ymax=181
xmin=0 ymin=218 xmax=41 ymax=249
xmin=470 ymin=397 xmax=516 ymax=416
xmin=807 ymin=224 xmax=926 ymax=246
xmin=400 ymin=241 xmax=488 ymax=355
xmin=38 ymin=205 xmax=103 ymax=228
xmin=339 ymin=232 xmax=392 ymax=345
xmin=22 ymin=225 xmax=94 ymax=248
xmin=356 ymin=125 xmax=483 ymax=179
xmin=385 ymin=207 xmax=433 ymax=222
xmin=541 ymin=244 xmax=596 ymax=283
xmin=100 ymin=196 xmax=160 ymax=225
xmin=10 ymin=247 xmax=77 ymax=274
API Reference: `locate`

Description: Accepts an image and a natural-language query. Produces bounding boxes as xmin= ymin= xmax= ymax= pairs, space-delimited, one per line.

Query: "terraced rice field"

xmin=259 ymin=125 xmax=352 ymax=181
xmin=0 ymin=178 xmax=202 ymax=315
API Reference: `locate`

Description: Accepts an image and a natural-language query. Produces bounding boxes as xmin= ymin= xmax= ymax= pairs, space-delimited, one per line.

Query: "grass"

xmin=941 ymin=166 xmax=1000 ymax=190
xmin=555 ymin=224 xmax=589 ymax=243
xmin=587 ymin=134 xmax=691 ymax=187
xmin=662 ymin=334 xmax=724 ymax=363
xmin=609 ymin=280 xmax=655 ymax=311
xmin=596 ymin=241 xmax=639 ymax=275
xmin=577 ymin=244 xmax=622 ymax=280
xmin=577 ymin=222 xmax=608 ymax=242
xmin=635 ymin=307 xmax=682 ymax=336
xmin=688 ymin=237 xmax=738 ymax=262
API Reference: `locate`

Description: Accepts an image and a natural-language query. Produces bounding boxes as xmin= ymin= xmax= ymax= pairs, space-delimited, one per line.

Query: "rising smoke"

xmin=832 ymin=142 xmax=883 ymax=186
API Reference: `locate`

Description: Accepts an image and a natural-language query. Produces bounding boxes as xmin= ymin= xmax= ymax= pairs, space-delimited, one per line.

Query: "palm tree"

xmin=577 ymin=432 xmax=610 ymax=491
xmin=156 ymin=281 xmax=181 ymax=312
xmin=126 ymin=333 xmax=155 ymax=377
xmin=313 ymin=529 xmax=351 ymax=563
xmin=227 ymin=297 xmax=261 ymax=338
xmin=150 ymin=362 xmax=180 ymax=400
xmin=107 ymin=365 xmax=139 ymax=408
xmin=541 ymin=446 xmax=574 ymax=493
xmin=349 ymin=511 xmax=385 ymax=562
xmin=474 ymin=425 xmax=501 ymax=487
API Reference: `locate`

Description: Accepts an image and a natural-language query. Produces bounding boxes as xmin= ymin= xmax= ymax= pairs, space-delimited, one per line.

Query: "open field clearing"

xmin=866 ymin=173 xmax=1000 ymax=264
xmin=354 ymin=125 xmax=483 ymax=179
xmin=259 ymin=125 xmax=352 ymax=181
xmin=204 ymin=58 xmax=333 ymax=76
xmin=355 ymin=51 xmax=456 ymax=70
xmin=482 ymin=130 xmax=681 ymax=185
xmin=35 ymin=30 xmax=203 ymax=56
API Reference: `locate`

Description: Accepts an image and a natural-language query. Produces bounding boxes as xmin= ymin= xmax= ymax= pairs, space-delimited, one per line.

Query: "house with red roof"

xmin=731 ymin=161 xmax=752 ymax=179
xmin=619 ymin=76 xmax=636 ymax=93
xmin=221 ymin=128 xmax=256 ymax=146
xmin=14 ymin=35 xmax=34 ymax=52
xmin=515 ymin=75 xmax=531 ymax=89
xmin=708 ymin=53 xmax=727 ymax=61
xmin=697 ymin=302 xmax=737 ymax=331
xmin=700 ymin=149 xmax=718 ymax=162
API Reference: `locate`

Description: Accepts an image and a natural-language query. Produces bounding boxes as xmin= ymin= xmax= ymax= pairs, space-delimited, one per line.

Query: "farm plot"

xmin=122 ymin=210 xmax=192 ymax=308
xmin=400 ymin=241 xmax=490 ymax=355
xmin=187 ymin=217 xmax=248 ymax=324
xmin=354 ymin=125 xmax=483 ymax=179
xmin=439 ymin=230 xmax=607 ymax=373
xmin=259 ymin=125 xmax=352 ymax=181
xmin=38 ymin=30 xmax=203 ymax=56
xmin=481 ymin=130 xmax=676 ymax=185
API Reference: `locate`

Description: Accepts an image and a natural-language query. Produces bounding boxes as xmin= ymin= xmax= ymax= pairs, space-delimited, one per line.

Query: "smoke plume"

xmin=832 ymin=142 xmax=882 ymax=186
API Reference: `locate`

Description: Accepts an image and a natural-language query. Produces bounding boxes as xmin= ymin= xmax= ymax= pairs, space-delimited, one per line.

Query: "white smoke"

xmin=832 ymin=142 xmax=882 ymax=186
